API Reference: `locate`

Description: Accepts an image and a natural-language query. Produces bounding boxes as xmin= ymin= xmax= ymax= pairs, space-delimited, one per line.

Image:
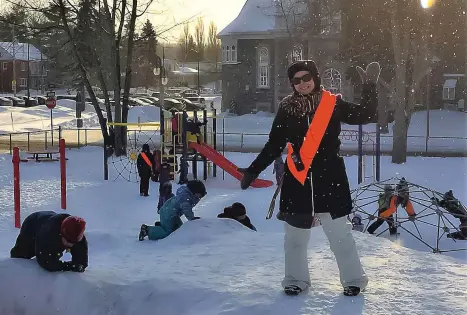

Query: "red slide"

xmin=188 ymin=142 xmax=273 ymax=188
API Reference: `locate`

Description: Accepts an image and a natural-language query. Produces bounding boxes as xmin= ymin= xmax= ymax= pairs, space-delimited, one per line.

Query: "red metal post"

xmin=12 ymin=147 xmax=20 ymax=228
xmin=59 ymin=139 xmax=66 ymax=209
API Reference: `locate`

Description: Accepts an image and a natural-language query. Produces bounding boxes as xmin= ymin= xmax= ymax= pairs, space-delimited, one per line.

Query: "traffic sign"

xmin=46 ymin=91 xmax=56 ymax=98
xmin=46 ymin=97 xmax=56 ymax=109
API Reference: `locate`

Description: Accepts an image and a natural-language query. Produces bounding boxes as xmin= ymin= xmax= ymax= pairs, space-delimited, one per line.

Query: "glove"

xmin=192 ymin=216 xmax=201 ymax=220
xmin=356 ymin=62 xmax=381 ymax=85
xmin=238 ymin=168 xmax=258 ymax=190
xmin=408 ymin=214 xmax=416 ymax=222
xmin=63 ymin=262 xmax=85 ymax=273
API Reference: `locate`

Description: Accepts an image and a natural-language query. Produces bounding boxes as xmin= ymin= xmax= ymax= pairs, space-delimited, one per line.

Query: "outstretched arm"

xmin=246 ymin=108 xmax=288 ymax=175
xmin=337 ymin=83 xmax=378 ymax=125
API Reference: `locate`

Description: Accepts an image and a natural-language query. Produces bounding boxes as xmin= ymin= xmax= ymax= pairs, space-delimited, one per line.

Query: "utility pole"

xmin=27 ymin=43 xmax=30 ymax=99
xmin=12 ymin=24 xmax=16 ymax=96
xmin=465 ymin=0 xmax=467 ymax=105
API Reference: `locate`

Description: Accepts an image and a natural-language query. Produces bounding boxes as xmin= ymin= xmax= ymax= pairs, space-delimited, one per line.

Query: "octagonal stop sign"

xmin=46 ymin=97 xmax=56 ymax=109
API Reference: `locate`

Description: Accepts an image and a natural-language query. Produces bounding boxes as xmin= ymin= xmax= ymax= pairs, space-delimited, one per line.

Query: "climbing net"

xmin=350 ymin=177 xmax=467 ymax=254
xmin=109 ymin=128 xmax=160 ymax=182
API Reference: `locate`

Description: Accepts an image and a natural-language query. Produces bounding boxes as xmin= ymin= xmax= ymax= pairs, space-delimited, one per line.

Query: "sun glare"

xmin=421 ymin=0 xmax=436 ymax=9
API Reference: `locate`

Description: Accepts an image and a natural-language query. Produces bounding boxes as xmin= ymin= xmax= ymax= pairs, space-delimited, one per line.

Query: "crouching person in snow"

xmin=10 ymin=211 xmax=88 ymax=273
xmin=139 ymin=180 xmax=207 ymax=241
xmin=217 ymin=202 xmax=257 ymax=231
xmin=238 ymin=60 xmax=378 ymax=296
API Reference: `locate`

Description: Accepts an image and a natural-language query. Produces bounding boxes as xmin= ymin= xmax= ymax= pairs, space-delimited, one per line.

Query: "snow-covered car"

xmin=0 ymin=97 xmax=13 ymax=106
xmin=4 ymin=96 xmax=26 ymax=107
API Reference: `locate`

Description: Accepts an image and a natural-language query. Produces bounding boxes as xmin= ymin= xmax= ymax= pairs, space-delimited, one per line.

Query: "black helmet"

xmin=287 ymin=60 xmax=321 ymax=89
xmin=186 ymin=180 xmax=207 ymax=197
xmin=142 ymin=143 xmax=150 ymax=152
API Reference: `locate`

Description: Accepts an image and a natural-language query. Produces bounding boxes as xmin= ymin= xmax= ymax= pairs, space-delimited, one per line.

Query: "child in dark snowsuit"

xmin=137 ymin=144 xmax=153 ymax=196
xmin=139 ymin=180 xmax=207 ymax=241
xmin=152 ymin=149 xmax=162 ymax=182
xmin=186 ymin=118 xmax=207 ymax=143
xmin=158 ymin=181 xmax=175 ymax=213
xmin=273 ymin=156 xmax=285 ymax=185
xmin=432 ymin=190 xmax=467 ymax=240
xmin=217 ymin=202 xmax=257 ymax=231
xmin=10 ymin=211 xmax=88 ymax=273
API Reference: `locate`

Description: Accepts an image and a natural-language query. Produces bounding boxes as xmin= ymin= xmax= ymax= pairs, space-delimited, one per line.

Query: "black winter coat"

xmin=11 ymin=211 xmax=88 ymax=272
xmin=137 ymin=151 xmax=153 ymax=177
xmin=247 ymin=83 xmax=378 ymax=229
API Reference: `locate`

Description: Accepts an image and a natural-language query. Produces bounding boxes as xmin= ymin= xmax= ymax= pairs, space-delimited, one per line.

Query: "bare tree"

xmin=385 ymin=0 xmax=432 ymax=163
xmin=194 ymin=17 xmax=205 ymax=59
xmin=206 ymin=21 xmax=220 ymax=63
xmin=177 ymin=22 xmax=190 ymax=61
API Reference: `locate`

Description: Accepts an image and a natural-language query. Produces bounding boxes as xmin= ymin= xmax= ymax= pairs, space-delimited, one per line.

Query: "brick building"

xmin=0 ymin=42 xmax=45 ymax=93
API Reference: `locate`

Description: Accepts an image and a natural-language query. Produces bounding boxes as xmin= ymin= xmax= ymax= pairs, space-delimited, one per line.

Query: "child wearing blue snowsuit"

xmin=139 ymin=180 xmax=207 ymax=241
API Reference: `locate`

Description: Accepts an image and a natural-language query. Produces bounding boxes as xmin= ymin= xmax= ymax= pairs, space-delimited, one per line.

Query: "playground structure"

xmin=105 ymin=107 xmax=380 ymax=186
xmin=351 ymin=177 xmax=467 ymax=254
xmin=11 ymin=139 xmax=67 ymax=228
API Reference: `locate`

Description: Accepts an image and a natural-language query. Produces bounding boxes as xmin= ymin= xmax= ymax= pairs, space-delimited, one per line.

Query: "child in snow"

xmin=186 ymin=118 xmax=207 ymax=144
xmin=137 ymin=144 xmax=153 ymax=196
xmin=432 ymin=190 xmax=467 ymax=240
xmin=351 ymin=213 xmax=364 ymax=232
xmin=273 ymin=156 xmax=285 ymax=185
xmin=10 ymin=211 xmax=88 ymax=273
xmin=139 ymin=180 xmax=207 ymax=241
xmin=217 ymin=202 xmax=257 ymax=231
xmin=152 ymin=149 xmax=162 ymax=182
xmin=158 ymin=181 xmax=175 ymax=213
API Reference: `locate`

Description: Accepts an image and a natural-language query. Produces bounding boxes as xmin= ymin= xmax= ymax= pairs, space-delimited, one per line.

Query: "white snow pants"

xmin=282 ymin=213 xmax=368 ymax=291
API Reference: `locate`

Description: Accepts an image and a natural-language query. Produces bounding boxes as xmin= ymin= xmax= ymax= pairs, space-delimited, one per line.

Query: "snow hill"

xmin=0 ymin=148 xmax=466 ymax=314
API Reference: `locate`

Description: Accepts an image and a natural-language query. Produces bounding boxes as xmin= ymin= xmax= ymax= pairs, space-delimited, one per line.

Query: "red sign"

xmin=46 ymin=98 xmax=56 ymax=109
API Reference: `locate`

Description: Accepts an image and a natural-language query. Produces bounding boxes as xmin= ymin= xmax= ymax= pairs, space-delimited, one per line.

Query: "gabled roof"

xmin=0 ymin=42 xmax=43 ymax=61
xmin=218 ymin=0 xmax=308 ymax=37
xmin=218 ymin=0 xmax=277 ymax=36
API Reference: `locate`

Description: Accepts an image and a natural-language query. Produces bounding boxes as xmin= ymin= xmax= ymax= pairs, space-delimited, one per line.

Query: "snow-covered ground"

xmin=0 ymin=147 xmax=466 ymax=314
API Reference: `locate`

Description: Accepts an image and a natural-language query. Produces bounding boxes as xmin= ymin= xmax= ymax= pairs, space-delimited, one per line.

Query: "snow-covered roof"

xmin=218 ymin=0 xmax=278 ymax=36
xmin=0 ymin=42 xmax=43 ymax=61
xmin=218 ymin=0 xmax=308 ymax=37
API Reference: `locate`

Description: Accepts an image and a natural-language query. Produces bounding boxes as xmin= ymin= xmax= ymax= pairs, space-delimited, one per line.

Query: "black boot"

xmin=139 ymin=224 xmax=148 ymax=241
xmin=284 ymin=285 xmax=302 ymax=296
xmin=343 ymin=286 xmax=361 ymax=296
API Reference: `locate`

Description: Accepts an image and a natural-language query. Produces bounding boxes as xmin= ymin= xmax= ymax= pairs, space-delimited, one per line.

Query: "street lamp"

xmin=421 ymin=0 xmax=434 ymax=152
xmin=154 ymin=46 xmax=168 ymax=144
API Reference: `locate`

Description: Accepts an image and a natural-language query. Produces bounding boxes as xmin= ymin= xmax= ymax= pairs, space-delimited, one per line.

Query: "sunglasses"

xmin=291 ymin=73 xmax=313 ymax=85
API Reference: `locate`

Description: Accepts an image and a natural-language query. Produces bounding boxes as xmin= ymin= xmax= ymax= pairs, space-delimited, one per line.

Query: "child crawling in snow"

xmin=139 ymin=180 xmax=207 ymax=241
xmin=217 ymin=202 xmax=256 ymax=231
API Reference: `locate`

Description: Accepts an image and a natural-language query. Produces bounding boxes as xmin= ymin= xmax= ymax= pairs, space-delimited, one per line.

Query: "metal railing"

xmin=1 ymin=126 xmax=466 ymax=155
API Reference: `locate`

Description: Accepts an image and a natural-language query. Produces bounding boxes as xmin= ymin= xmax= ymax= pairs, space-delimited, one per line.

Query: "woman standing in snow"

xmin=239 ymin=60 xmax=380 ymax=296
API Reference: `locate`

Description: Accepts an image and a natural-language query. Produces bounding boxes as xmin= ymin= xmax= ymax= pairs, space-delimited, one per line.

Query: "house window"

xmin=290 ymin=45 xmax=303 ymax=62
xmin=231 ymin=45 xmax=237 ymax=62
xmin=222 ymin=46 xmax=226 ymax=62
xmin=322 ymin=68 xmax=342 ymax=94
xmin=258 ymin=47 xmax=270 ymax=88
xmin=443 ymin=79 xmax=456 ymax=100
xmin=226 ymin=46 xmax=231 ymax=62
xmin=2 ymin=62 xmax=6 ymax=70
xmin=19 ymin=78 xmax=27 ymax=87
xmin=21 ymin=62 xmax=26 ymax=71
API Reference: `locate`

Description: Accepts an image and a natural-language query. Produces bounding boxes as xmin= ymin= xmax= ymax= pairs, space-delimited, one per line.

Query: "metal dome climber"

xmin=350 ymin=177 xmax=467 ymax=254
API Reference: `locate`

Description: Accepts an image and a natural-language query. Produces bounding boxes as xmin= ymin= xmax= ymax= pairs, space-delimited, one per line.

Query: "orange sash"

xmin=286 ymin=90 xmax=337 ymax=185
xmin=141 ymin=152 xmax=152 ymax=167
